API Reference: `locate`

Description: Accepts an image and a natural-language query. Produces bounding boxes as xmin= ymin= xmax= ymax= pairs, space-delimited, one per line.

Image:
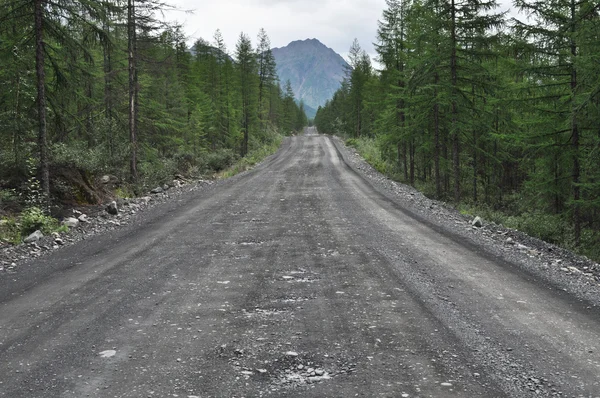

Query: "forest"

xmin=315 ymin=0 xmax=600 ymax=261
xmin=0 ymin=0 xmax=307 ymax=241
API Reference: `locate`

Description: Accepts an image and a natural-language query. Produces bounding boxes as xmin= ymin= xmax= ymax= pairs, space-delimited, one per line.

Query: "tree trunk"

xmin=34 ymin=0 xmax=49 ymax=203
xmin=128 ymin=0 xmax=138 ymax=181
xmin=434 ymin=73 xmax=441 ymax=198
xmin=402 ymin=143 xmax=408 ymax=182
xmin=450 ymin=0 xmax=460 ymax=203
xmin=570 ymin=0 xmax=581 ymax=245
xmin=409 ymin=139 xmax=415 ymax=185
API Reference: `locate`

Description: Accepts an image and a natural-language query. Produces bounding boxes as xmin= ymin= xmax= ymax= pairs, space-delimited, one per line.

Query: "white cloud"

xmin=164 ymin=0 xmax=520 ymax=61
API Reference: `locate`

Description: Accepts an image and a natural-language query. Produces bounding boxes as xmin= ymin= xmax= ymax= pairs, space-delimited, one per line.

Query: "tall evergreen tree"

xmin=235 ymin=32 xmax=257 ymax=157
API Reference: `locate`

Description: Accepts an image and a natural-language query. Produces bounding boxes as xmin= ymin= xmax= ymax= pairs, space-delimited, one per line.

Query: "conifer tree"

xmin=235 ymin=32 xmax=257 ymax=157
xmin=256 ymin=28 xmax=277 ymax=132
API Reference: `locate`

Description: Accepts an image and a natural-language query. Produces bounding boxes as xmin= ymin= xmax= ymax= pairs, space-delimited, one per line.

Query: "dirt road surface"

xmin=1 ymin=128 xmax=599 ymax=397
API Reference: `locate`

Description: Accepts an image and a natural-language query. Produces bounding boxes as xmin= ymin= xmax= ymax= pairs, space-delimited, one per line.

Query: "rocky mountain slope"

xmin=272 ymin=39 xmax=348 ymax=115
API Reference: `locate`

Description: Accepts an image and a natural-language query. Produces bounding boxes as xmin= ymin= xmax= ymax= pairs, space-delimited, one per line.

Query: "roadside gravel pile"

xmin=0 ymin=179 xmax=216 ymax=274
xmin=333 ymin=136 xmax=600 ymax=307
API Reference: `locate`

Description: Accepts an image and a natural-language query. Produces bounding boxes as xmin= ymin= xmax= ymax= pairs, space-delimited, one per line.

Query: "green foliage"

xmin=0 ymin=0 xmax=308 ymax=216
xmin=221 ymin=132 xmax=283 ymax=178
xmin=317 ymin=0 xmax=600 ymax=259
xmin=51 ymin=143 xmax=109 ymax=175
xmin=345 ymin=138 xmax=359 ymax=148
xmin=20 ymin=206 xmax=60 ymax=236
xmin=21 ymin=158 xmax=45 ymax=209
xmin=0 ymin=217 xmax=20 ymax=245
xmin=137 ymin=153 xmax=178 ymax=192
xmin=346 ymin=136 xmax=396 ymax=177
xmin=205 ymin=149 xmax=239 ymax=172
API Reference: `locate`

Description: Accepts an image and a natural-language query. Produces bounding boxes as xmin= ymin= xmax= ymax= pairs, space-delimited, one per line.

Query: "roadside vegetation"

xmin=316 ymin=0 xmax=600 ymax=263
xmin=0 ymin=1 xmax=307 ymax=243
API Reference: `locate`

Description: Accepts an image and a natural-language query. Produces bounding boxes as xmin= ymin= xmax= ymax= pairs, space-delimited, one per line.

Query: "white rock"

xmin=285 ymin=351 xmax=299 ymax=357
xmin=78 ymin=214 xmax=89 ymax=223
xmin=99 ymin=350 xmax=116 ymax=358
xmin=62 ymin=217 xmax=79 ymax=228
xmin=472 ymin=216 xmax=483 ymax=228
xmin=24 ymin=230 xmax=43 ymax=243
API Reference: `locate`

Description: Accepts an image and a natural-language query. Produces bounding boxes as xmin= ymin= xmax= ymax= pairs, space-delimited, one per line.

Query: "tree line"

xmin=0 ymin=0 xmax=307 ymax=206
xmin=315 ymin=0 xmax=600 ymax=254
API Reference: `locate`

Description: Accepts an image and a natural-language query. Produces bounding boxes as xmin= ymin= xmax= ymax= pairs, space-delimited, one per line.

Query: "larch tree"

xmin=235 ymin=32 xmax=257 ymax=157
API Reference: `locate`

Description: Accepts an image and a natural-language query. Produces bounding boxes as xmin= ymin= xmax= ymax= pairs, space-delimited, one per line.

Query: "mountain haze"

xmin=272 ymin=39 xmax=349 ymax=116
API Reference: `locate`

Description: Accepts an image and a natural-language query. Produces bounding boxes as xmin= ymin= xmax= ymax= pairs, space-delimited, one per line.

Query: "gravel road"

xmin=1 ymin=128 xmax=599 ymax=397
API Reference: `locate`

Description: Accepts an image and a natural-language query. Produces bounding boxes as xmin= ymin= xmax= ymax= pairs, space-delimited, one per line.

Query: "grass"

xmin=1 ymin=207 xmax=68 ymax=245
xmin=219 ymin=135 xmax=283 ymax=179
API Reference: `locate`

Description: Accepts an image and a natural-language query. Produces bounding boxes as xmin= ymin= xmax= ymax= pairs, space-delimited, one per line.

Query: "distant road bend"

xmin=1 ymin=127 xmax=599 ymax=397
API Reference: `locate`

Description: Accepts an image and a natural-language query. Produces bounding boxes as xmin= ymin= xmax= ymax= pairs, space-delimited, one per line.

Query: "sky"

xmin=163 ymin=0 xmax=520 ymax=63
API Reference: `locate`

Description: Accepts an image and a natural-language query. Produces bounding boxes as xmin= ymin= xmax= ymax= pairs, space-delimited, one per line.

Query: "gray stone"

xmin=150 ymin=187 xmax=163 ymax=194
xmin=506 ymin=237 xmax=515 ymax=245
xmin=62 ymin=217 xmax=79 ymax=228
xmin=162 ymin=184 xmax=170 ymax=191
xmin=24 ymin=230 xmax=43 ymax=243
xmin=472 ymin=216 xmax=483 ymax=228
xmin=55 ymin=237 xmax=64 ymax=245
xmin=100 ymin=175 xmax=118 ymax=184
xmin=78 ymin=214 xmax=89 ymax=223
xmin=106 ymin=201 xmax=118 ymax=215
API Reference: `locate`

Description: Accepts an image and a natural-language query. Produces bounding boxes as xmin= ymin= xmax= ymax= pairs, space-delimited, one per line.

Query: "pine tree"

xmin=513 ymin=0 xmax=600 ymax=245
xmin=235 ymin=32 xmax=257 ymax=157
xmin=256 ymin=28 xmax=277 ymax=132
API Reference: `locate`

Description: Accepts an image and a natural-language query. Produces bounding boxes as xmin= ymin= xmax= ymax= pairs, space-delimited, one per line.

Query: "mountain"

xmin=272 ymin=39 xmax=349 ymax=117
xmin=298 ymin=101 xmax=317 ymax=120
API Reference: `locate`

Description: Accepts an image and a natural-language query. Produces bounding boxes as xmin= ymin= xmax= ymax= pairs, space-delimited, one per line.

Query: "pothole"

xmin=264 ymin=352 xmax=357 ymax=390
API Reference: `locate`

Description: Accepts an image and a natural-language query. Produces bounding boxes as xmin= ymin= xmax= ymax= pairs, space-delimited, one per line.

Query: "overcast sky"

xmin=164 ymin=0 xmax=519 ymax=62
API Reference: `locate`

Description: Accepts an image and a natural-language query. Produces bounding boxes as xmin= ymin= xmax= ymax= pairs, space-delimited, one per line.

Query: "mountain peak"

xmin=272 ymin=39 xmax=349 ymax=117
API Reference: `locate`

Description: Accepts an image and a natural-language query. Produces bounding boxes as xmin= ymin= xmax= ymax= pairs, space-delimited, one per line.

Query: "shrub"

xmin=0 ymin=217 xmax=20 ymax=244
xmin=20 ymin=206 xmax=61 ymax=235
xmin=345 ymin=138 xmax=358 ymax=148
xmin=51 ymin=142 xmax=107 ymax=175
xmin=137 ymin=157 xmax=178 ymax=191
xmin=205 ymin=149 xmax=239 ymax=172
xmin=503 ymin=212 xmax=571 ymax=246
